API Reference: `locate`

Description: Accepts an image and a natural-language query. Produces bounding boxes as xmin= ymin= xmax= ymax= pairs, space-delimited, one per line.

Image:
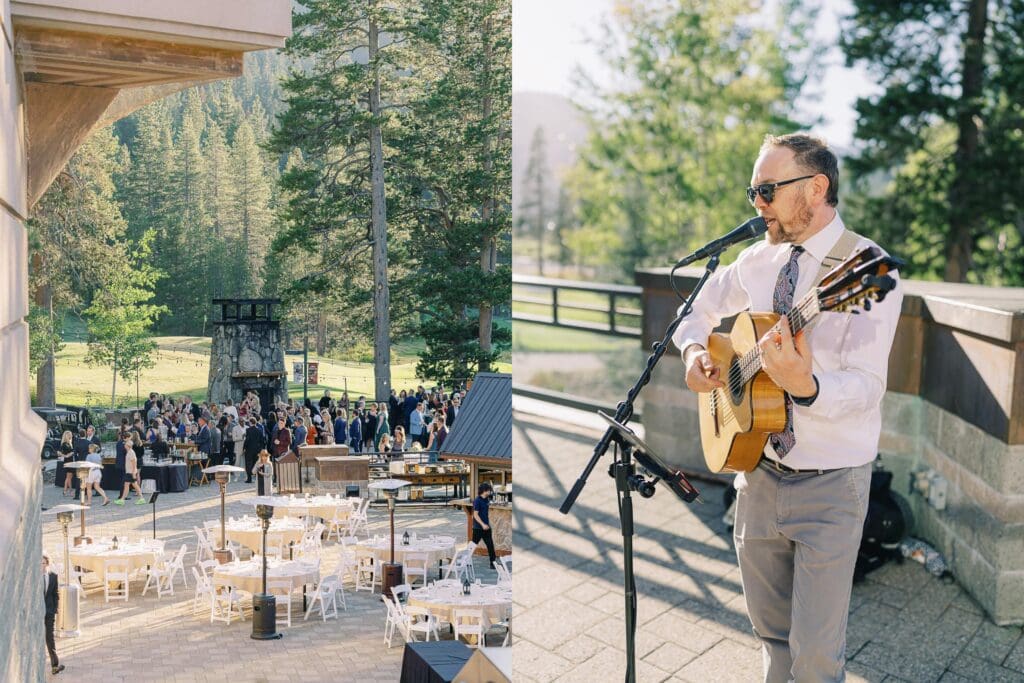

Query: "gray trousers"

xmin=733 ymin=461 xmax=871 ymax=683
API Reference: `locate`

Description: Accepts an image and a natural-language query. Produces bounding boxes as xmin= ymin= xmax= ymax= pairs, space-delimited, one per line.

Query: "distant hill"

xmin=512 ymin=91 xmax=589 ymax=210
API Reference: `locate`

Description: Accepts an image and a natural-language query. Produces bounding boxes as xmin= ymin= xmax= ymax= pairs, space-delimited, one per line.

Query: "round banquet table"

xmin=253 ymin=495 xmax=356 ymax=522
xmin=213 ymin=557 xmax=320 ymax=594
xmin=68 ymin=539 xmax=164 ymax=580
xmin=407 ymin=581 xmax=512 ymax=630
xmin=357 ymin=536 xmax=456 ymax=569
xmin=223 ymin=518 xmax=306 ymax=553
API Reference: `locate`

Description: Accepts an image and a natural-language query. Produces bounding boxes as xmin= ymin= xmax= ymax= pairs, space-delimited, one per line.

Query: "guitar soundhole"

xmin=728 ymin=359 xmax=743 ymax=404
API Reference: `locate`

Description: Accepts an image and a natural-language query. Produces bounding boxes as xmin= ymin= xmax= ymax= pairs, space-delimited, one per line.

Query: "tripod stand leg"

xmin=614 ymin=460 xmax=637 ymax=683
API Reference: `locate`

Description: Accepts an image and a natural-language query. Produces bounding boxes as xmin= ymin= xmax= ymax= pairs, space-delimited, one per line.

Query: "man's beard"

xmin=766 ymin=194 xmax=814 ymax=244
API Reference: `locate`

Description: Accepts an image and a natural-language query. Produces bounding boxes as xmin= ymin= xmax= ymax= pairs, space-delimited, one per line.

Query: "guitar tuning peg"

xmin=864 ymin=299 xmax=872 ymax=311
xmin=851 ymin=310 xmax=860 ymax=315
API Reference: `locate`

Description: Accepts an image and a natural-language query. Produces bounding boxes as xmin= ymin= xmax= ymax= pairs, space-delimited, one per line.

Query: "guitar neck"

xmin=737 ymin=291 xmax=821 ymax=387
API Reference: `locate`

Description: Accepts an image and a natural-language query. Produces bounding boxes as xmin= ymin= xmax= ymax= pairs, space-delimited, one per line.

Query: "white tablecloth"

xmin=249 ymin=495 xmax=356 ymax=521
xmin=408 ymin=581 xmax=512 ymax=629
xmin=68 ymin=540 xmax=163 ymax=579
xmin=213 ymin=557 xmax=320 ymax=594
xmin=358 ymin=536 xmax=456 ymax=568
xmin=222 ymin=518 xmax=306 ymax=552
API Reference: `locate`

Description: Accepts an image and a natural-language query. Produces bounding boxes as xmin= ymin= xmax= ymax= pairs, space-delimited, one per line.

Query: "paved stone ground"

xmin=41 ymin=477 xmax=499 ymax=682
xmin=512 ymin=406 xmax=1024 ymax=683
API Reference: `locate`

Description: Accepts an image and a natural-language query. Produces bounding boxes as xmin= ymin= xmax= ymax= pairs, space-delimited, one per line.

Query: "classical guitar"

xmin=699 ymin=246 xmax=900 ymax=473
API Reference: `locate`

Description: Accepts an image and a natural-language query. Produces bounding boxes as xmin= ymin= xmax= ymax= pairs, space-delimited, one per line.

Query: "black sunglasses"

xmin=746 ymin=175 xmax=816 ymax=205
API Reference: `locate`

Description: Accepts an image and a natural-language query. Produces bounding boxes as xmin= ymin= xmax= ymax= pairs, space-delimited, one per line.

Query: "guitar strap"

xmin=813 ymin=229 xmax=860 ymax=286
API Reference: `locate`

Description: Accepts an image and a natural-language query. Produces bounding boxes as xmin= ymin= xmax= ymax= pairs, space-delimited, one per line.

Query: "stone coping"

xmin=637 ymin=267 xmax=1024 ymax=343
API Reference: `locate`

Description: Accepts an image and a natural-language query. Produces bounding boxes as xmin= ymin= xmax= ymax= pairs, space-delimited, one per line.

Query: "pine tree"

xmin=28 ymin=127 xmax=129 ymax=403
xmin=566 ymin=0 xmax=810 ymax=280
xmin=406 ymin=0 xmax=512 ymax=384
xmin=270 ymin=0 xmax=423 ymax=399
xmin=841 ymin=0 xmax=1024 ymax=284
xmin=231 ymin=117 xmax=275 ymax=292
xmin=518 ymin=126 xmax=549 ymax=275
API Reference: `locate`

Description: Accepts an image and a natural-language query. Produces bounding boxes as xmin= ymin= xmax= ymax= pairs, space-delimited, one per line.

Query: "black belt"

xmin=757 ymin=456 xmax=825 ymax=475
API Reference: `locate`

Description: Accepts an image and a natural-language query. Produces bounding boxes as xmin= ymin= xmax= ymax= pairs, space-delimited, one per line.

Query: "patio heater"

xmin=202 ymin=464 xmax=246 ymax=563
xmin=368 ymin=478 xmax=411 ymax=599
xmin=64 ymin=461 xmax=101 ymax=546
xmin=251 ymin=500 xmax=283 ymax=640
xmin=46 ymin=504 xmax=86 ymax=638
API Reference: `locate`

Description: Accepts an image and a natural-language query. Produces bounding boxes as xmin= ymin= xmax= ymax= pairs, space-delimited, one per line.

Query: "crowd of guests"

xmin=58 ymin=385 xmax=467 ymax=501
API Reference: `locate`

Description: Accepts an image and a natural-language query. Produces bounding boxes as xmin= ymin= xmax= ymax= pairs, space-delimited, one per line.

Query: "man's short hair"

xmin=478 ymin=482 xmax=493 ymax=495
xmin=761 ymin=133 xmax=839 ymax=207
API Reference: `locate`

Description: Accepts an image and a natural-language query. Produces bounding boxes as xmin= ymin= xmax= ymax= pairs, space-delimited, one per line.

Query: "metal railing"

xmin=512 ymin=274 xmax=643 ymax=338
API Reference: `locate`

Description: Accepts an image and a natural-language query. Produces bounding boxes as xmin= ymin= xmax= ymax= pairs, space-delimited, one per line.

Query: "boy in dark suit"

xmin=43 ymin=554 xmax=65 ymax=675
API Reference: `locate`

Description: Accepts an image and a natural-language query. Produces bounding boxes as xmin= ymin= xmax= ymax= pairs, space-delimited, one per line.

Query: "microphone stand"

xmin=559 ymin=253 xmax=721 ymax=683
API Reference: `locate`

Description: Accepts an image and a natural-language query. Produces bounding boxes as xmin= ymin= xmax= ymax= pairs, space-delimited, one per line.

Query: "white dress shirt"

xmin=672 ymin=212 xmax=903 ymax=470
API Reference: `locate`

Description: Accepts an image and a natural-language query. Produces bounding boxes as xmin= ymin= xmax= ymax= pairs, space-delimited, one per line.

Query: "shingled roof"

xmin=439 ymin=372 xmax=511 ymax=466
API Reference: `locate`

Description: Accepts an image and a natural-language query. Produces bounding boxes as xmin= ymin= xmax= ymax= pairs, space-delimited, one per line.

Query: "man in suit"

xmin=243 ymin=419 xmax=266 ymax=483
xmin=446 ymin=396 xmax=460 ymax=428
xmin=43 ymin=554 xmax=65 ymax=675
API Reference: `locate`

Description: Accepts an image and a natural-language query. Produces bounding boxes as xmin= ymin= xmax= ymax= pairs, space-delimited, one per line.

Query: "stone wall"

xmin=206 ymin=321 xmax=286 ymax=405
xmin=636 ymin=266 xmax=1024 ymax=624
xmin=0 ymin=3 xmax=47 ymax=679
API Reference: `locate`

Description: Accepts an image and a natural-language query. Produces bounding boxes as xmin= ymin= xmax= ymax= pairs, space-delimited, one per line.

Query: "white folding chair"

xmin=390 ymin=583 xmax=411 ymax=605
xmin=210 ymin=578 xmax=246 ymax=625
xmin=403 ymin=552 xmax=430 ymax=588
xmin=495 ymin=561 xmax=512 ymax=584
xmin=384 ymin=597 xmax=410 ymax=648
xmin=326 ymin=510 xmax=350 ymax=542
xmin=405 ymin=604 xmax=440 ymax=642
xmin=193 ymin=526 xmax=215 ymax=563
xmin=350 ymin=498 xmax=370 ymax=536
xmin=142 ymin=553 xmax=174 ymax=598
xmin=267 ymin=580 xmax=295 ymax=628
xmin=304 ymin=576 xmax=340 ymax=622
xmin=166 ymin=544 xmax=189 ymax=590
xmin=103 ymin=560 xmax=130 ymax=603
xmin=334 ymin=549 xmax=359 ymax=587
xmin=453 ymin=608 xmax=486 ymax=647
xmin=191 ymin=567 xmax=213 ymax=615
xmin=355 ymin=548 xmax=379 ymax=592
xmin=442 ymin=543 xmax=476 ymax=582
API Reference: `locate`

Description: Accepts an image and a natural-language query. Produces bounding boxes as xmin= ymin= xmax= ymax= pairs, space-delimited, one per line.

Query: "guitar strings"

xmin=722 ymin=294 xmax=819 ymax=396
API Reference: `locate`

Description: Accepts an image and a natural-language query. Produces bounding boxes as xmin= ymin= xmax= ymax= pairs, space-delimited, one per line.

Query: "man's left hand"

xmin=759 ymin=316 xmax=817 ymax=398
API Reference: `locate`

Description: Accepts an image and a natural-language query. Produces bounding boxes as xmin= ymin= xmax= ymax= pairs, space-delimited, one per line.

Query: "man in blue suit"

xmin=348 ymin=409 xmax=362 ymax=453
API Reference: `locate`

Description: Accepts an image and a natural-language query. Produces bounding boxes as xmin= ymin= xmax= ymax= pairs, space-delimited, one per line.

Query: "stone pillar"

xmin=0 ymin=5 xmax=48 ymax=680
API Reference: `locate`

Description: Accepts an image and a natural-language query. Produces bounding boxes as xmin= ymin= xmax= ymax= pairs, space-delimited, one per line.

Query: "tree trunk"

xmin=35 ymin=273 xmax=57 ymax=407
xmin=478 ymin=18 xmax=496 ymax=373
xmin=943 ymin=0 xmax=987 ymax=282
xmin=368 ymin=12 xmax=392 ymax=402
xmin=316 ymin=309 xmax=327 ymax=356
xmin=111 ymin=349 xmax=118 ymax=410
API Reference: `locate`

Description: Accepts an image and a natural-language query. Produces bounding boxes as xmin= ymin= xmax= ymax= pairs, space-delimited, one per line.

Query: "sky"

xmin=512 ymin=0 xmax=881 ymax=151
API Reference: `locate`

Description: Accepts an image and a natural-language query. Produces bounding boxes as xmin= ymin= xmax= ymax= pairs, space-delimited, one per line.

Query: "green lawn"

xmin=512 ymin=321 xmax=638 ymax=353
xmin=37 ymin=335 xmax=510 ymax=409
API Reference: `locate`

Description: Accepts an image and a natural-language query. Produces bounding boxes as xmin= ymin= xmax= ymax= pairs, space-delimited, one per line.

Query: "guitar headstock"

xmin=817 ymin=246 xmax=902 ymax=314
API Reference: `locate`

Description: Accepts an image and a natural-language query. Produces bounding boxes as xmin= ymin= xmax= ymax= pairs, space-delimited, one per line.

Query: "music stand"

xmin=149 ymin=492 xmax=160 ymax=539
xmin=597 ymin=412 xmax=701 ymax=504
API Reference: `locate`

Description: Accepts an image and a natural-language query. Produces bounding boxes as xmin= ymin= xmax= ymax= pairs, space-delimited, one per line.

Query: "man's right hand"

xmin=684 ymin=344 xmax=725 ymax=393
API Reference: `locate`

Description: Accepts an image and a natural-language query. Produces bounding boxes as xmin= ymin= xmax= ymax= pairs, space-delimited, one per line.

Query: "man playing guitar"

xmin=674 ymin=133 xmax=903 ymax=682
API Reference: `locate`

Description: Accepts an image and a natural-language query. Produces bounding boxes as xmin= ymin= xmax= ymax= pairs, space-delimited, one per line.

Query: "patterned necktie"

xmin=769 ymin=245 xmax=803 ymax=458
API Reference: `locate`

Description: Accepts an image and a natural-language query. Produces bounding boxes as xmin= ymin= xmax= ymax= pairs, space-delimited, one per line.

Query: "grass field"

xmin=37 ymin=336 xmax=511 ymax=409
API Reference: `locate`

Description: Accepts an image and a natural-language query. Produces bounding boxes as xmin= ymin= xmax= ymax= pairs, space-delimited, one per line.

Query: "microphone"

xmin=674 ymin=216 xmax=768 ymax=267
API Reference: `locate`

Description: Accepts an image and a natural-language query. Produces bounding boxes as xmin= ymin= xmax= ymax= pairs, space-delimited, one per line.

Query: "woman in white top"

xmin=231 ymin=420 xmax=246 ymax=481
xmin=85 ymin=444 xmax=110 ymax=506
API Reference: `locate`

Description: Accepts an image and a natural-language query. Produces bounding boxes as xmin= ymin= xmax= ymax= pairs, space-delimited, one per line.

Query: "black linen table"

xmin=399 ymin=641 xmax=473 ymax=683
